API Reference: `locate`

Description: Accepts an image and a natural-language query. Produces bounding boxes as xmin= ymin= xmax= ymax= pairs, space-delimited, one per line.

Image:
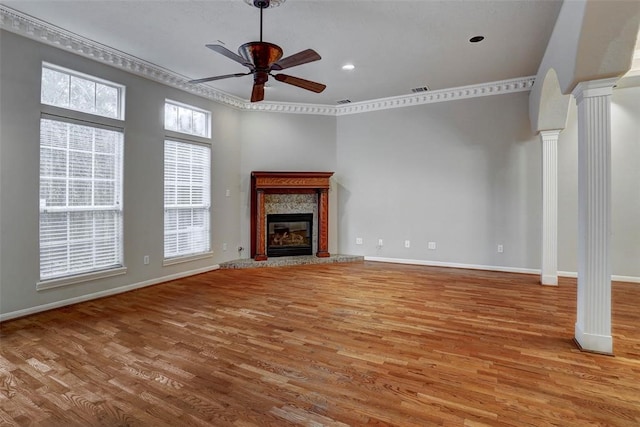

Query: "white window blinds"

xmin=164 ymin=140 xmax=211 ymax=259
xmin=39 ymin=118 xmax=124 ymax=280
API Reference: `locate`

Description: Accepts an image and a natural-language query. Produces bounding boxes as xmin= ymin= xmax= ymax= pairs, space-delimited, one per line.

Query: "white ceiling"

xmin=2 ymin=0 xmax=567 ymax=104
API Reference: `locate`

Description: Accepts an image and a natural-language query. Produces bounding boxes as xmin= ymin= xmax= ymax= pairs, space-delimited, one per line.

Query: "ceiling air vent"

xmin=336 ymin=99 xmax=352 ymax=105
xmin=411 ymin=86 xmax=430 ymax=93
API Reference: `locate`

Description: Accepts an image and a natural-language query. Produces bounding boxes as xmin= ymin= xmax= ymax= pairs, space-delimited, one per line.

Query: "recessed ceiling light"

xmin=342 ymin=64 xmax=355 ymax=71
xmin=469 ymin=36 xmax=485 ymax=43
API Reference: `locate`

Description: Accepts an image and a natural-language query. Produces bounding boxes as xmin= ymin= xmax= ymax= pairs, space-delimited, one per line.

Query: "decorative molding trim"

xmin=335 ymin=77 xmax=536 ymax=116
xmin=0 ymin=5 xmax=246 ymax=110
xmin=242 ymin=101 xmax=337 ymax=116
xmin=0 ymin=5 xmax=535 ymax=116
xmin=0 ymin=265 xmax=220 ymax=322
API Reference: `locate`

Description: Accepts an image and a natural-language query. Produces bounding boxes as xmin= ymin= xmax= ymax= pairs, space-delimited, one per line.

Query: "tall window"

xmin=164 ymin=140 xmax=211 ymax=260
xmin=39 ymin=64 xmax=125 ymax=285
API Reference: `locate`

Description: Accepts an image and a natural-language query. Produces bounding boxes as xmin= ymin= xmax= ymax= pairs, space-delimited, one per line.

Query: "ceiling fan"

xmin=189 ymin=0 xmax=326 ymax=103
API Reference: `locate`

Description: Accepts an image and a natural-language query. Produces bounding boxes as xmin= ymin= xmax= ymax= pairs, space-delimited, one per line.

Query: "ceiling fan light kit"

xmin=190 ymin=0 xmax=325 ymax=103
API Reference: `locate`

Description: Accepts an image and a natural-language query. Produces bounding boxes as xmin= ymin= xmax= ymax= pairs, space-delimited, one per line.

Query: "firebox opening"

xmin=267 ymin=213 xmax=313 ymax=257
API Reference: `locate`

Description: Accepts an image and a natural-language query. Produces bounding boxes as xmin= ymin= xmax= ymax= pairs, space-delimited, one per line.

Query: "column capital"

xmin=539 ymin=129 xmax=562 ymax=141
xmin=572 ymin=78 xmax=617 ymax=103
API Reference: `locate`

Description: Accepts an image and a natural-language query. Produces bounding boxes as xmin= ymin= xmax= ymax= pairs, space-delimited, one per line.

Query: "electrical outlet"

xmin=225 ymin=189 xmax=230 ymax=197
xmin=428 ymin=242 xmax=436 ymax=250
xmin=378 ymin=239 xmax=384 ymax=247
xmin=498 ymin=244 xmax=504 ymax=253
xmin=404 ymin=240 xmax=411 ymax=248
xmin=223 ymin=243 xmax=228 ymax=251
xmin=143 ymin=255 xmax=149 ymax=265
xmin=356 ymin=237 xmax=363 ymax=245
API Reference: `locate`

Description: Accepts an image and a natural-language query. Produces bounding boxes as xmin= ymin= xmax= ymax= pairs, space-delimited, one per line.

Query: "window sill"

xmin=37 ymin=266 xmax=127 ymax=291
xmin=163 ymin=252 xmax=214 ymax=267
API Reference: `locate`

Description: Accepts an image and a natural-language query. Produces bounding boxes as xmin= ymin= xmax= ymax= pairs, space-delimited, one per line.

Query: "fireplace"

xmin=267 ymin=213 xmax=313 ymax=257
xmin=251 ymin=171 xmax=334 ymax=261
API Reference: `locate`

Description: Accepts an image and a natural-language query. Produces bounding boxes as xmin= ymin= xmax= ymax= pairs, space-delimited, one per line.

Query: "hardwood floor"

xmin=1 ymin=261 xmax=639 ymax=426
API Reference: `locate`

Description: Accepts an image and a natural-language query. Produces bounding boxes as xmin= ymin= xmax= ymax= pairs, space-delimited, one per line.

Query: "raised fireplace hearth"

xmin=251 ymin=171 xmax=334 ymax=261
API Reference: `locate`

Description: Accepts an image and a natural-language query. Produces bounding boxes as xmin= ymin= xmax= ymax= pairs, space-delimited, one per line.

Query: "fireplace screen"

xmin=267 ymin=213 xmax=313 ymax=257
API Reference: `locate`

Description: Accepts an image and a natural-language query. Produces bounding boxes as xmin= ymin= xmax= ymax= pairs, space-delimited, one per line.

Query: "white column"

xmin=572 ymin=78 xmax=617 ymax=354
xmin=540 ymin=130 xmax=561 ymax=286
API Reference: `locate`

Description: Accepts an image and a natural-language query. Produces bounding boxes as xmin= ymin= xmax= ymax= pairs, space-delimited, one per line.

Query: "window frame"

xmin=41 ymin=62 xmax=126 ymax=120
xmin=37 ymin=64 xmax=127 ymax=290
xmin=163 ymin=137 xmax=213 ymax=265
xmin=164 ymin=99 xmax=212 ymax=139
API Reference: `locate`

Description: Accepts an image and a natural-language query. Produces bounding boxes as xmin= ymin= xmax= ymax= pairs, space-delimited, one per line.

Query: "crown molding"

xmin=0 ymin=5 xmax=246 ymax=110
xmin=1 ymin=5 xmax=535 ymax=117
xmin=334 ymin=76 xmax=535 ymax=116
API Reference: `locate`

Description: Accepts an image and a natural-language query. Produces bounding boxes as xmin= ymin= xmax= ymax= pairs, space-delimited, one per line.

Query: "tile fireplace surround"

xmin=251 ymin=171 xmax=333 ymax=261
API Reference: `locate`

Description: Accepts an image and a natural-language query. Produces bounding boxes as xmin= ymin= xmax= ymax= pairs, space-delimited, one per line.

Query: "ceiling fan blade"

xmin=206 ymin=44 xmax=253 ymax=68
xmin=271 ymin=49 xmax=321 ymax=71
xmin=273 ymin=74 xmax=326 ymax=93
xmin=188 ymin=73 xmax=250 ymax=84
xmin=251 ymin=83 xmax=265 ymax=103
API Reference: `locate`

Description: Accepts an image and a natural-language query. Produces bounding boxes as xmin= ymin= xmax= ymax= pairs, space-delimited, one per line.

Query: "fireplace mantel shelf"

xmin=251 ymin=171 xmax=334 ymax=261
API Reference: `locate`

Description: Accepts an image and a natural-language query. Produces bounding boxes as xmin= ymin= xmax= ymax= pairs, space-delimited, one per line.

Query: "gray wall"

xmin=238 ymin=111 xmax=338 ymax=257
xmin=558 ymin=85 xmax=640 ymax=278
xmin=1 ymin=29 xmax=639 ymax=318
xmin=336 ymin=93 xmax=543 ymax=269
xmin=0 ymin=30 xmax=242 ymax=316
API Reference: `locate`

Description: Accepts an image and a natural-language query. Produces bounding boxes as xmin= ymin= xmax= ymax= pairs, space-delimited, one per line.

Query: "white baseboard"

xmin=559 ymin=271 xmax=640 ymax=283
xmin=365 ymin=257 xmax=640 ymax=283
xmin=0 ymin=265 xmax=220 ymax=322
xmin=558 ymin=271 xmax=578 ymax=278
xmin=364 ymin=256 xmax=539 ymax=275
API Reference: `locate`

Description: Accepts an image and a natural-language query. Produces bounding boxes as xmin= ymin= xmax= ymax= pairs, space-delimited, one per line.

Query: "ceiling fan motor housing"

xmin=239 ymin=42 xmax=283 ymax=69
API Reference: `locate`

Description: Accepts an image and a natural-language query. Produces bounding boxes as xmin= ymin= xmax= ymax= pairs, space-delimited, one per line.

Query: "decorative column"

xmin=316 ymin=188 xmax=330 ymax=258
xmin=572 ymin=78 xmax=617 ymax=354
xmin=540 ymin=130 xmax=561 ymax=286
xmin=254 ymin=189 xmax=267 ymax=261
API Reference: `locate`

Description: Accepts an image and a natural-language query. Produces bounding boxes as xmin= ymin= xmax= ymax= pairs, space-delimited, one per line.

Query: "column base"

xmin=541 ymin=274 xmax=558 ymax=286
xmin=254 ymin=255 xmax=268 ymax=261
xmin=316 ymin=251 xmax=330 ymax=258
xmin=574 ymin=323 xmax=613 ymax=355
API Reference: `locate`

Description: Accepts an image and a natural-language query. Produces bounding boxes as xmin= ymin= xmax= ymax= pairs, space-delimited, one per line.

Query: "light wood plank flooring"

xmin=1 ymin=262 xmax=639 ymax=426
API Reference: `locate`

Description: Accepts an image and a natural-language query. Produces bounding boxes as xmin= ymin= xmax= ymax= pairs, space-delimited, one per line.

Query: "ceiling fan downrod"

xmin=254 ymin=0 xmax=270 ymax=42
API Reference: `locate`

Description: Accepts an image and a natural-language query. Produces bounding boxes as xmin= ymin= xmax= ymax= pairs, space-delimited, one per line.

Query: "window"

xmin=164 ymin=140 xmax=211 ymax=260
xmin=164 ymin=100 xmax=211 ymax=138
xmin=41 ymin=63 xmax=125 ymax=120
xmin=39 ymin=118 xmax=124 ymax=281
xmin=39 ymin=63 xmax=125 ymax=288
